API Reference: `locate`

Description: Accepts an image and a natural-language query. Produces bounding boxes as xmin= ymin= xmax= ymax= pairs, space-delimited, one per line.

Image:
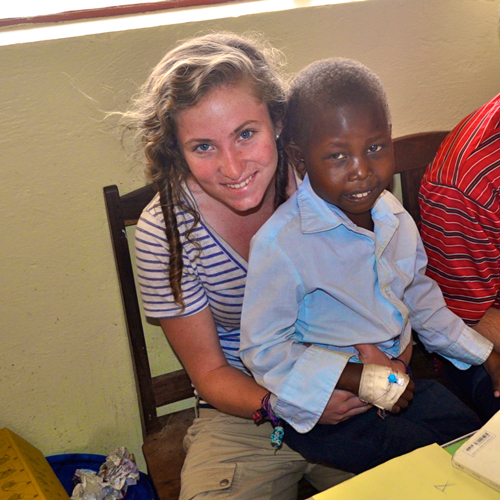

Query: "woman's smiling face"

xmin=302 ymin=102 xmax=395 ymax=229
xmin=176 ymin=80 xmax=280 ymax=214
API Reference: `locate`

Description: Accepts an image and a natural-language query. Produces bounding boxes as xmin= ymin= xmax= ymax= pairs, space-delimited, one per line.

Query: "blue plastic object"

xmin=46 ymin=453 xmax=158 ymax=500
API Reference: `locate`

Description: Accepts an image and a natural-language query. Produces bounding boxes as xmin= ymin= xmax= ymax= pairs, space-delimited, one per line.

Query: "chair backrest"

xmin=104 ymin=184 xmax=194 ymax=439
xmin=392 ymin=131 xmax=450 ymax=224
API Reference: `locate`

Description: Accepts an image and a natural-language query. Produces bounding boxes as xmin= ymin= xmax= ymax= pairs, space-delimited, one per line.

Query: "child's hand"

xmin=390 ymin=378 xmax=415 ymax=413
xmin=357 ymin=364 xmax=413 ymax=412
xmin=483 ymin=350 xmax=500 ymax=397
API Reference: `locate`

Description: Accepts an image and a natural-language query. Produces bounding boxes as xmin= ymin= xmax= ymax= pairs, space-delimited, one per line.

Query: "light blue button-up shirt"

xmin=240 ymin=175 xmax=492 ymax=433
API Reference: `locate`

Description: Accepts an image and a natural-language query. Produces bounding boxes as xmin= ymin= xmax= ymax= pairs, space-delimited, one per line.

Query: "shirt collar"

xmin=297 ymin=174 xmax=405 ymax=234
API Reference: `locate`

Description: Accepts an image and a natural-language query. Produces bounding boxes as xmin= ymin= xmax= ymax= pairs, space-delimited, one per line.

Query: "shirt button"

xmin=219 ymin=479 xmax=229 ymax=487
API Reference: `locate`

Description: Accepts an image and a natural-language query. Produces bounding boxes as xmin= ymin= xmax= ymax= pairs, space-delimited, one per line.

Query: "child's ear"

xmin=285 ymin=143 xmax=306 ymax=179
xmin=286 ymin=143 xmax=306 ymax=177
xmin=285 ymin=142 xmax=307 ymax=178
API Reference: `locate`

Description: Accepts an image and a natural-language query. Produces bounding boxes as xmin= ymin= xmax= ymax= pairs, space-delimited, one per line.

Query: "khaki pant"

xmin=180 ymin=408 xmax=353 ymax=500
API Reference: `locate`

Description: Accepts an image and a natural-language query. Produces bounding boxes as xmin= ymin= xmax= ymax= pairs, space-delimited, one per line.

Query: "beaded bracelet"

xmin=253 ymin=392 xmax=284 ymax=449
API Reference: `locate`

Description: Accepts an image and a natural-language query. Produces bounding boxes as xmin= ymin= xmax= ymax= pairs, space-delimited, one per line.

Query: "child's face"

xmin=301 ymin=102 xmax=394 ymax=229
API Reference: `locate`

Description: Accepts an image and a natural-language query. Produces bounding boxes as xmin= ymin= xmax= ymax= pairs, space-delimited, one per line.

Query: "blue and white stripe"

xmin=135 ymin=192 xmax=249 ymax=373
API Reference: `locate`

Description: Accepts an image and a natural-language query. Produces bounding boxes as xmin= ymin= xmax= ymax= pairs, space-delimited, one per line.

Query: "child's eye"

xmin=368 ymin=144 xmax=383 ymax=153
xmin=330 ymin=152 xmax=347 ymax=160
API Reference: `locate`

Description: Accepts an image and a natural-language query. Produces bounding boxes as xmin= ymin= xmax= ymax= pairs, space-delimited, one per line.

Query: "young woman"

xmin=126 ymin=32 xmax=397 ymax=499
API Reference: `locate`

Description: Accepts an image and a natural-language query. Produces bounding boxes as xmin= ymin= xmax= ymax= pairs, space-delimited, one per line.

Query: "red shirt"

xmin=419 ymin=93 xmax=500 ymax=325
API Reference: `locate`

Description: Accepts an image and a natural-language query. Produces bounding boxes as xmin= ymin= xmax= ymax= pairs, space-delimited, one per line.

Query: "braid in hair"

xmin=156 ymin=146 xmax=201 ymax=310
xmin=158 ymin=180 xmax=184 ymax=307
xmin=274 ymin=137 xmax=289 ymax=209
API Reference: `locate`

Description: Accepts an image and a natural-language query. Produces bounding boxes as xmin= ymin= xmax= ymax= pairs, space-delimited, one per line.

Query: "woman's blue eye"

xmin=196 ymin=143 xmax=210 ymax=152
xmin=240 ymin=129 xmax=253 ymax=140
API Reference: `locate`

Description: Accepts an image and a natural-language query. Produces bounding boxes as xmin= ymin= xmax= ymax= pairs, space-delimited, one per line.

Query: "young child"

xmin=240 ymin=58 xmax=500 ymax=474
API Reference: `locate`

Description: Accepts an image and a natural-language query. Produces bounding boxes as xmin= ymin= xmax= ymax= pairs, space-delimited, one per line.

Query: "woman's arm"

xmin=161 ymin=306 xmax=376 ymax=422
xmin=160 ymin=307 xmax=267 ymax=418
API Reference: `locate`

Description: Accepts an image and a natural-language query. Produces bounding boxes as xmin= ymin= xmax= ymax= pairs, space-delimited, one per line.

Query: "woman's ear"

xmin=275 ymin=122 xmax=283 ymax=139
xmin=286 ymin=143 xmax=306 ymax=178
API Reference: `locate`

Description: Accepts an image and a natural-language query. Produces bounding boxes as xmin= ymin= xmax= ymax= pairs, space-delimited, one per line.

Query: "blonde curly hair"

xmin=124 ymin=32 xmax=289 ymax=307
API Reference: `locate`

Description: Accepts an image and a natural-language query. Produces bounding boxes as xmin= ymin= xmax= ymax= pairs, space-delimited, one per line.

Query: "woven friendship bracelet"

xmin=253 ymin=392 xmax=281 ymax=427
xmin=253 ymin=392 xmax=284 ymax=449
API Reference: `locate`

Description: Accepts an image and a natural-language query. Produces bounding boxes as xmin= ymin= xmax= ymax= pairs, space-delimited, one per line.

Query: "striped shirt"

xmin=419 ymin=92 xmax=500 ymax=325
xmin=135 ymin=191 xmax=249 ymax=373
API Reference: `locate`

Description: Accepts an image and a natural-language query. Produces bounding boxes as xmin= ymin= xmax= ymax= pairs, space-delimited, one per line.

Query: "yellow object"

xmin=0 ymin=427 xmax=69 ymax=500
xmin=313 ymin=443 xmax=500 ymax=500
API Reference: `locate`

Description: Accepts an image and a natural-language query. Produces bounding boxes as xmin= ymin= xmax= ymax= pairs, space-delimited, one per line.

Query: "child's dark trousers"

xmin=282 ymin=379 xmax=481 ymax=474
xmin=444 ymin=363 xmax=500 ymax=424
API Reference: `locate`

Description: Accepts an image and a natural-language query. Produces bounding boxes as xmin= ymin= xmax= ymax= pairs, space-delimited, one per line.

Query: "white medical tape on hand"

xmin=358 ymin=364 xmax=410 ymax=411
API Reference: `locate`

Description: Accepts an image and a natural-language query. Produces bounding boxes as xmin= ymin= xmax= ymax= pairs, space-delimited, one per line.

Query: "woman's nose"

xmin=220 ymin=148 xmax=245 ymax=180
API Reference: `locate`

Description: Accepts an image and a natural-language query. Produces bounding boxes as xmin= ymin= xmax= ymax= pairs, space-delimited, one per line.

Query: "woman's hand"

xmin=355 ymin=338 xmax=413 ymax=374
xmin=317 ymin=389 xmax=371 ymax=425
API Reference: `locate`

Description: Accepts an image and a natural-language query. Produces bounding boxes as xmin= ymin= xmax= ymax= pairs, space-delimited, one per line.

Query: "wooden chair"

xmin=102 ymin=130 xmax=449 ymax=500
xmin=392 ymin=131 xmax=450 ymax=225
xmin=104 ymin=183 xmax=195 ymax=500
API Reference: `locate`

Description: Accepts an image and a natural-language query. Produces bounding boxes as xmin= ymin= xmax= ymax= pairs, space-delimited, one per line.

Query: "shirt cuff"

xmin=440 ymin=324 xmax=493 ymax=369
xmin=272 ymin=346 xmax=354 ymax=433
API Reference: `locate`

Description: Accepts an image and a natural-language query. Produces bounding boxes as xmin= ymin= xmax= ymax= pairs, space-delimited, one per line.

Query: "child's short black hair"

xmin=284 ymin=58 xmax=391 ymax=149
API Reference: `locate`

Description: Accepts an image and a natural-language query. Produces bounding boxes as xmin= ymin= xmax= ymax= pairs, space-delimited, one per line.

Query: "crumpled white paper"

xmin=70 ymin=447 xmax=140 ymax=500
